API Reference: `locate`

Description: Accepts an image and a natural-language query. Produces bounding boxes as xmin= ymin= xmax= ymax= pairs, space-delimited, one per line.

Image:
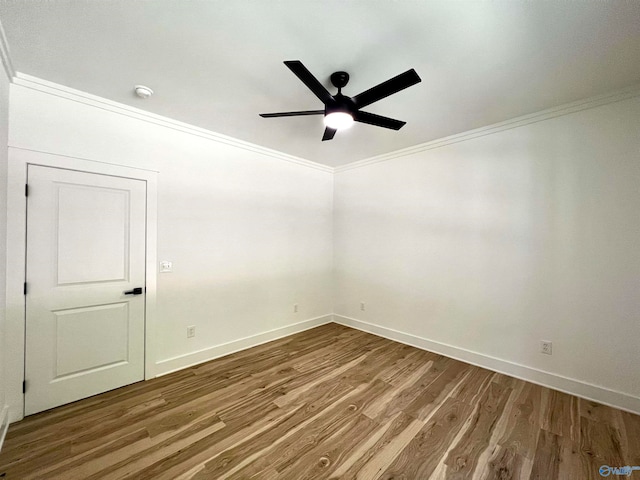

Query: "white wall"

xmin=8 ymin=83 xmax=333 ymax=379
xmin=334 ymin=95 xmax=640 ymax=411
xmin=4 ymin=74 xmax=639 ymax=419
xmin=0 ymin=49 xmax=10 ymax=425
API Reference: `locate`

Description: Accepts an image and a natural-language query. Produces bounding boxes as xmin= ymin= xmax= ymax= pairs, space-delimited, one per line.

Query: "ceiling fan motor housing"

xmin=330 ymin=71 xmax=350 ymax=89
xmin=326 ymin=92 xmax=356 ymax=116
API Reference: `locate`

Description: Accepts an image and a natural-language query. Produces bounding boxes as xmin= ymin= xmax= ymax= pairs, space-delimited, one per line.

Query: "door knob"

xmin=124 ymin=287 xmax=144 ymax=295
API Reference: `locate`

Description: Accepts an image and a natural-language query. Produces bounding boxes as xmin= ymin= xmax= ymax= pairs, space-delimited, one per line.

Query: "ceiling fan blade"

xmin=352 ymin=69 xmax=421 ymax=108
xmin=354 ymin=111 xmax=406 ymax=130
xmin=259 ymin=110 xmax=324 ymax=118
xmin=284 ymin=60 xmax=334 ymax=105
xmin=322 ymin=127 xmax=337 ymax=141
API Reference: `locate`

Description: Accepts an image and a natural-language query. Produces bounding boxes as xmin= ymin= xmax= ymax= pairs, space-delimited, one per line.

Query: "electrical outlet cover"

xmin=540 ymin=341 xmax=552 ymax=355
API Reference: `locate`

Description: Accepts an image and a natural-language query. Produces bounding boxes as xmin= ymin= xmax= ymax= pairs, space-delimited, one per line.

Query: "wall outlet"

xmin=360 ymin=302 xmax=365 ymax=311
xmin=540 ymin=340 xmax=552 ymax=355
xmin=293 ymin=304 xmax=298 ymax=313
xmin=160 ymin=261 xmax=173 ymax=273
xmin=187 ymin=325 xmax=196 ymax=338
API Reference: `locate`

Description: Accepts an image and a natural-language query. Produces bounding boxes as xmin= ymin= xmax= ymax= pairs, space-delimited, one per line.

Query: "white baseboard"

xmin=0 ymin=405 xmax=9 ymax=453
xmin=333 ymin=315 xmax=640 ymax=415
xmin=155 ymin=315 xmax=334 ymax=376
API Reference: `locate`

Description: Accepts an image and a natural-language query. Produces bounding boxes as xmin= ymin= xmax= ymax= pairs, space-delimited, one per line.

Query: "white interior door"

xmin=25 ymin=165 xmax=147 ymax=415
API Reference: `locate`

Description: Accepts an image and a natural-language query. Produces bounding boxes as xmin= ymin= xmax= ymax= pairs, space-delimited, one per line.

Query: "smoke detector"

xmin=134 ymin=85 xmax=153 ymax=99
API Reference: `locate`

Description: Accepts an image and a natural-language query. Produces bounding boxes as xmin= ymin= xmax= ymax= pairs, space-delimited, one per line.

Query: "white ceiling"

xmin=1 ymin=0 xmax=639 ymax=167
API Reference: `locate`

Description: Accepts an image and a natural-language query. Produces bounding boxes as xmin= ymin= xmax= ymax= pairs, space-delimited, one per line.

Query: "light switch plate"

xmin=160 ymin=261 xmax=173 ymax=273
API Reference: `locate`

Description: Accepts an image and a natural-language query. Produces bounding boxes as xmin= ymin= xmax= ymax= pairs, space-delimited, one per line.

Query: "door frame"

xmin=5 ymin=148 xmax=158 ymax=422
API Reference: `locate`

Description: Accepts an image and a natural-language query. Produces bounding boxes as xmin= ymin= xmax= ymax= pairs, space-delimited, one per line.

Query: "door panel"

xmin=57 ymin=184 xmax=130 ymax=284
xmin=54 ymin=302 xmax=130 ymax=378
xmin=25 ymin=165 xmax=147 ymax=415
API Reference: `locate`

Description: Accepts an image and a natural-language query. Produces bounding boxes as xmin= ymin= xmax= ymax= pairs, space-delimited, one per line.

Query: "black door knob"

xmin=124 ymin=287 xmax=144 ymax=295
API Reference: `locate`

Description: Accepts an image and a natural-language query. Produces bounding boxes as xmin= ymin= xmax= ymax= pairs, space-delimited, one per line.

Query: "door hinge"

xmin=25 ymin=184 xmax=29 ymax=197
xmin=23 ymin=282 xmax=27 ymax=295
xmin=22 ymin=380 xmax=26 ymax=393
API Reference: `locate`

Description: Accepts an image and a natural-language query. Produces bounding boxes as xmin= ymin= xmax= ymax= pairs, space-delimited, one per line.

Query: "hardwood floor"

xmin=1 ymin=323 xmax=638 ymax=479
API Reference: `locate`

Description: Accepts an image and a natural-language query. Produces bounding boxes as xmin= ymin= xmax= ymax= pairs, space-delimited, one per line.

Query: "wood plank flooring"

xmin=1 ymin=323 xmax=639 ymax=479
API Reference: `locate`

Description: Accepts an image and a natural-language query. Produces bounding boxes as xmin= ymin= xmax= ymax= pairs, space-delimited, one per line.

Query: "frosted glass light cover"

xmin=324 ymin=112 xmax=354 ymax=130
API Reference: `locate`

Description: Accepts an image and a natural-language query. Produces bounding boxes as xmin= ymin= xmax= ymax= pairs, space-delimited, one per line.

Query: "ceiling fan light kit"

xmin=260 ymin=60 xmax=421 ymax=141
xmin=324 ymin=111 xmax=354 ymax=130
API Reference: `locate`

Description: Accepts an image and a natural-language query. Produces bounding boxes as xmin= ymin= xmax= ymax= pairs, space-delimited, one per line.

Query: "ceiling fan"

xmin=259 ymin=60 xmax=422 ymax=141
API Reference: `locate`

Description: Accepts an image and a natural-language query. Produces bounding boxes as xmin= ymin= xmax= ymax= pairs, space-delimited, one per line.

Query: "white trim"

xmin=5 ymin=148 xmax=158 ymax=422
xmin=0 ymin=17 xmax=15 ymax=80
xmin=0 ymin=405 xmax=9 ymax=452
xmin=333 ymin=314 xmax=640 ymax=415
xmin=12 ymin=73 xmax=333 ymax=174
xmin=155 ymin=315 xmax=333 ymax=376
xmin=143 ymin=176 xmax=158 ymax=380
xmin=335 ymin=83 xmax=640 ymax=173
xmin=9 ymin=147 xmax=160 ymax=173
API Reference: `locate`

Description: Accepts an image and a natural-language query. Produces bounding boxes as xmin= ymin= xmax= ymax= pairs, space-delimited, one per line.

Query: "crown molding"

xmin=12 ymin=73 xmax=333 ymax=173
xmin=335 ymin=83 xmax=640 ymax=173
xmin=10 ymin=70 xmax=640 ymax=175
xmin=0 ymin=17 xmax=16 ymax=80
